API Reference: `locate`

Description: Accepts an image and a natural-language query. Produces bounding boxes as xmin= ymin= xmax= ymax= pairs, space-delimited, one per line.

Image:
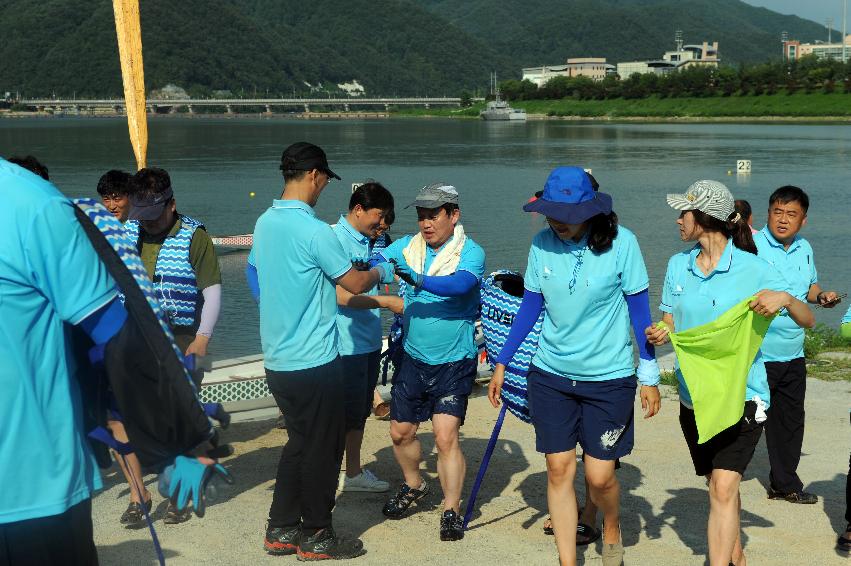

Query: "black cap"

xmin=280 ymin=142 xmax=340 ymax=180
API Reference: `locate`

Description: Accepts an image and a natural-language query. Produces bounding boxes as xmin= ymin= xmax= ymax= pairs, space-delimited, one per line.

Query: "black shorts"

xmin=341 ymin=350 xmax=381 ymax=431
xmin=390 ymin=352 xmax=476 ymax=424
xmin=0 ymin=498 xmax=97 ymax=566
xmin=679 ymin=401 xmax=763 ymax=477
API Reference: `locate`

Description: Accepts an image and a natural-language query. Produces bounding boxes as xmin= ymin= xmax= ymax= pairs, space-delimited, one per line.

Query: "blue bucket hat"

xmin=523 ymin=166 xmax=612 ymax=224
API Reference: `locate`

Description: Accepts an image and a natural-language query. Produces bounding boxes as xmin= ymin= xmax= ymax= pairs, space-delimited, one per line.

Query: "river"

xmin=2 ymin=116 xmax=849 ymax=360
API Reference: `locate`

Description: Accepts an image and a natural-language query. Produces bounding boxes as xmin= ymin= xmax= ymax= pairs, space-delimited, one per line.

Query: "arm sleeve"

xmin=421 ymin=271 xmax=479 ymax=296
xmin=246 ymin=261 xmax=260 ymax=303
xmin=78 ymin=296 xmax=128 ymax=345
xmin=625 ymin=289 xmax=655 ymax=361
xmin=188 ymin=228 xmax=222 ymax=290
xmin=494 ymin=290 xmax=544 ymax=366
xmin=196 ymin=284 xmax=221 ymax=337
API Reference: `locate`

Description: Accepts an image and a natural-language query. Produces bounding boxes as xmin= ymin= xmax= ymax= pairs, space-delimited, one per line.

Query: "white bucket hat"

xmin=666 ymin=180 xmax=737 ymax=222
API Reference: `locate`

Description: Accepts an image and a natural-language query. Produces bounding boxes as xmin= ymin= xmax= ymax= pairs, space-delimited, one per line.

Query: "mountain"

xmin=0 ymin=0 xmax=835 ymax=98
xmin=416 ymin=0 xmax=833 ymax=66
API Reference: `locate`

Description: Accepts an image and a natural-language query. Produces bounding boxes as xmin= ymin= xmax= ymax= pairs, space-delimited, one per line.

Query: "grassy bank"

xmin=398 ymin=92 xmax=851 ymax=119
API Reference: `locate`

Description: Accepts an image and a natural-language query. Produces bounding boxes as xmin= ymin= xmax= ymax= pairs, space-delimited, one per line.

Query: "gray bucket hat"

xmin=406 ymin=182 xmax=459 ymax=209
xmin=667 ymin=180 xmax=735 ymax=222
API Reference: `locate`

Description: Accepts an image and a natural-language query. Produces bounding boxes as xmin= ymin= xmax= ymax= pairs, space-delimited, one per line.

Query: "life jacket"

xmin=479 ymin=270 xmax=544 ymax=424
xmin=72 ymin=199 xmax=212 ymax=470
xmin=125 ymin=215 xmax=204 ymax=329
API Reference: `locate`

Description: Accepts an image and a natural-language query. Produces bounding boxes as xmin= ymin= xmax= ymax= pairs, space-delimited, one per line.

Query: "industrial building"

xmin=522 ymin=58 xmax=616 ymax=85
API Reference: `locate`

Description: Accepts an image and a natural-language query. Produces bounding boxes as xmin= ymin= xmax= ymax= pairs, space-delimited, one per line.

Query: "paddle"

xmin=112 ymin=0 xmax=147 ymax=170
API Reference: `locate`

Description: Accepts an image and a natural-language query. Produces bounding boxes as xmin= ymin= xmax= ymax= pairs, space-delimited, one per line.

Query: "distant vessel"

xmin=480 ymin=72 xmax=526 ymax=121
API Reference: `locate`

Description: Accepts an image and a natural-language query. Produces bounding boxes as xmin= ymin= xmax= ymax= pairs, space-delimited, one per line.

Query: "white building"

xmin=522 ymin=58 xmax=615 ymax=85
xmin=618 ymin=39 xmax=720 ymax=78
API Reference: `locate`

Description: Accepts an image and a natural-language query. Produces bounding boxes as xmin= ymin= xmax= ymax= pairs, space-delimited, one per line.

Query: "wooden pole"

xmin=112 ymin=0 xmax=147 ymax=170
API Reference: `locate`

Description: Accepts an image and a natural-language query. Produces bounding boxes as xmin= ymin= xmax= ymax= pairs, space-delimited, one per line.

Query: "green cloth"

xmin=841 ymin=323 xmax=851 ymax=340
xmin=139 ymin=218 xmax=222 ymax=290
xmin=663 ymin=297 xmax=774 ymax=444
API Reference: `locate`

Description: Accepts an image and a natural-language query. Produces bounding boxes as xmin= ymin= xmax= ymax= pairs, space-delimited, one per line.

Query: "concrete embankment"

xmin=92 ymin=373 xmax=850 ymax=565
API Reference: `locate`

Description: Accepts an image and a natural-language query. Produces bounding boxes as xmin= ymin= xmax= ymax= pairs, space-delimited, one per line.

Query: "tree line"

xmin=495 ymin=55 xmax=851 ymax=102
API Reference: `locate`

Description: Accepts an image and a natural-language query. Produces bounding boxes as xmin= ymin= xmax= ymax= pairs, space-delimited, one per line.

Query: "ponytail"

xmin=691 ymin=210 xmax=757 ymax=255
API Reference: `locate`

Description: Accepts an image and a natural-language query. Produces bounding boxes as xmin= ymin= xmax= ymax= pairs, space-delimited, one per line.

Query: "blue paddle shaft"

xmin=462 ymin=403 xmax=507 ymax=530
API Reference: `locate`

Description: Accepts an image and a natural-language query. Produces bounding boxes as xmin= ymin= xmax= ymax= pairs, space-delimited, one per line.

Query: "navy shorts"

xmin=527 ymin=364 xmax=636 ymax=458
xmin=390 ymin=352 xmax=476 ymax=424
xmin=341 ymin=350 xmax=381 ymax=431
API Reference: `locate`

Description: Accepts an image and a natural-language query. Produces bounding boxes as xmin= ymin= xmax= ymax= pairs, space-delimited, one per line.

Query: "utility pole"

xmin=827 ymin=17 xmax=834 ymax=43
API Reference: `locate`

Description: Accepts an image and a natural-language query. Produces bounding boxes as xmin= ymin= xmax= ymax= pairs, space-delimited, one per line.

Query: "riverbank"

xmin=92 ymin=375 xmax=850 ymax=565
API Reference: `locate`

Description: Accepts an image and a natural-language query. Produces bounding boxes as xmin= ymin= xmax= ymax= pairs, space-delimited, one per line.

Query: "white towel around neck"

xmin=402 ymin=224 xmax=466 ymax=276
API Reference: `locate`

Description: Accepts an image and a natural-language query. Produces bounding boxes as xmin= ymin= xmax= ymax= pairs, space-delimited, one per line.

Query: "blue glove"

xmin=164 ymin=455 xmax=234 ymax=517
xmin=637 ymin=358 xmax=661 ymax=387
xmin=373 ymin=261 xmax=397 ymax=285
xmin=392 ymin=259 xmax=423 ymax=288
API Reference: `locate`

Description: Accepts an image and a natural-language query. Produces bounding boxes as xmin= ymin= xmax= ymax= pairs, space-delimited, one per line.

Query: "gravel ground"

xmin=92 ymin=377 xmax=850 ymax=565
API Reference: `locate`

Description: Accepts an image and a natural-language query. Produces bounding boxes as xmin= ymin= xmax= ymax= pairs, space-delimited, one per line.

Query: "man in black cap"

xmin=123 ymin=167 xmax=223 ymax=524
xmin=247 ymin=142 xmax=394 ymax=560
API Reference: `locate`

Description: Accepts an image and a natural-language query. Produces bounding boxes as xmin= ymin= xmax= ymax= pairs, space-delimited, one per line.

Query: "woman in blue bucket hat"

xmin=488 ymin=166 xmax=661 ymax=566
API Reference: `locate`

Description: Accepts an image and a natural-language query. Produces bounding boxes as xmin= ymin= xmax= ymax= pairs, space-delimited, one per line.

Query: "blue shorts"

xmin=527 ymin=364 xmax=636 ymax=458
xmin=390 ymin=352 xmax=476 ymax=424
xmin=341 ymin=350 xmax=381 ymax=431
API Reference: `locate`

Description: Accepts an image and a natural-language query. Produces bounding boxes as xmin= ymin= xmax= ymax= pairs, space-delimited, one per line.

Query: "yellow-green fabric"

xmin=663 ymin=297 xmax=774 ymax=444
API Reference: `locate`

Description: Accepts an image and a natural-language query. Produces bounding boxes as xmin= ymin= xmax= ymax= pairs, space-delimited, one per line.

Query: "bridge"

xmin=18 ymin=97 xmax=465 ymax=114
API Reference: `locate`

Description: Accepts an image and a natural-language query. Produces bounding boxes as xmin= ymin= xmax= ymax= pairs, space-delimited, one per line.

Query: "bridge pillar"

xmin=226 ymin=104 xmax=233 ymax=114
xmin=304 ymin=104 xmax=310 ymax=113
xmin=344 ymin=103 xmax=350 ymax=112
xmin=385 ymin=103 xmax=390 ymax=111
xmin=424 ymin=103 xmax=430 ymax=109
xmin=146 ymin=105 xmax=153 ymax=113
xmin=265 ymin=104 xmax=272 ymax=114
xmin=187 ymin=104 xmax=194 ymax=114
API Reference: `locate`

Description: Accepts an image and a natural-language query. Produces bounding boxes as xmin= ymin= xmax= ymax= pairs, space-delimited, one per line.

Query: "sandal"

xmin=119 ymin=498 xmax=152 ymax=526
xmin=541 ymin=517 xmax=600 ymax=545
xmin=164 ymin=500 xmax=192 ymax=524
xmin=838 ymin=524 xmax=851 ymax=553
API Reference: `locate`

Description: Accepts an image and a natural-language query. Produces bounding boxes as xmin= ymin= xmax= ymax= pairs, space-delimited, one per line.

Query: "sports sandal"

xmin=838 ymin=524 xmax=851 ymax=553
xmin=119 ymin=498 xmax=152 ymax=526
xmin=381 ymin=480 xmax=429 ymax=519
xmin=542 ymin=517 xmax=600 ymax=545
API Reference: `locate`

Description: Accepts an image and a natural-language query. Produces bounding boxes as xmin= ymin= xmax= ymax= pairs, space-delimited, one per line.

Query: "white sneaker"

xmin=338 ymin=469 xmax=390 ymax=493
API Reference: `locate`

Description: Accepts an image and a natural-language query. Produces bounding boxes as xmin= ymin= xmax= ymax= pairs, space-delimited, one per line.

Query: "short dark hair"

xmin=8 ymin=155 xmax=49 ymax=180
xmin=97 ymin=170 xmax=133 ymax=197
xmin=769 ymin=185 xmax=809 ymax=213
xmin=131 ymin=167 xmax=172 ymax=199
xmin=586 ymin=211 xmax=619 ymax=253
xmin=440 ymin=203 xmax=459 ymax=217
xmin=383 ymin=208 xmax=395 ymax=226
xmin=349 ymin=181 xmax=394 ymax=213
xmin=282 ymin=169 xmax=309 ymax=183
xmin=734 ymin=199 xmax=752 ymax=221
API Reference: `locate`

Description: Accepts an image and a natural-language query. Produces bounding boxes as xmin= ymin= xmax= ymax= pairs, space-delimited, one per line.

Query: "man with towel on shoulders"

xmin=373 ymin=182 xmax=486 ymax=542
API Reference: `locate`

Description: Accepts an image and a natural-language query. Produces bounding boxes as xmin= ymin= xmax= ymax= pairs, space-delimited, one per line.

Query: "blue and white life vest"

xmin=125 ymin=215 xmax=204 ymax=328
xmin=480 ymin=271 xmax=544 ymax=424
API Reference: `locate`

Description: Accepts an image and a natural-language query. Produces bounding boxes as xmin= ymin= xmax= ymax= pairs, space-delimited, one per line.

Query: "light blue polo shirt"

xmin=332 ymin=215 xmax=382 ymax=356
xmin=524 ymin=226 xmax=649 ymax=381
xmin=249 ymin=200 xmax=351 ymax=371
xmin=381 ymin=234 xmax=485 ymax=364
xmin=660 ymin=239 xmax=791 ymax=409
xmin=754 ymin=226 xmax=817 ymax=362
xmin=0 ymin=159 xmax=117 ymax=523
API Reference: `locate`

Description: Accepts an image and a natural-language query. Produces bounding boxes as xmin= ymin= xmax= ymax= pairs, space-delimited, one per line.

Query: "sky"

xmin=743 ymin=0 xmax=849 ymax=29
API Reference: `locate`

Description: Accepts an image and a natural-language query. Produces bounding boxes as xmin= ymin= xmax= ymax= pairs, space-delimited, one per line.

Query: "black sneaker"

xmin=381 ymin=480 xmax=429 ymax=519
xmin=119 ymin=499 xmax=152 ymax=526
xmin=296 ymin=526 xmax=365 ymax=561
xmin=264 ymin=524 xmax=300 ymax=555
xmin=439 ymin=509 xmax=464 ymax=541
xmin=766 ymin=487 xmax=818 ymax=504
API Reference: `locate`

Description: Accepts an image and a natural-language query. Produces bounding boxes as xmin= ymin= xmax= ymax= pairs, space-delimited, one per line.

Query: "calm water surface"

xmin=2 ymin=117 xmax=849 ymax=360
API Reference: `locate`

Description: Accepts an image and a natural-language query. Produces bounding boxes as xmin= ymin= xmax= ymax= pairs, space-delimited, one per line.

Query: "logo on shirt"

xmin=543 ymin=266 xmax=552 ymax=278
